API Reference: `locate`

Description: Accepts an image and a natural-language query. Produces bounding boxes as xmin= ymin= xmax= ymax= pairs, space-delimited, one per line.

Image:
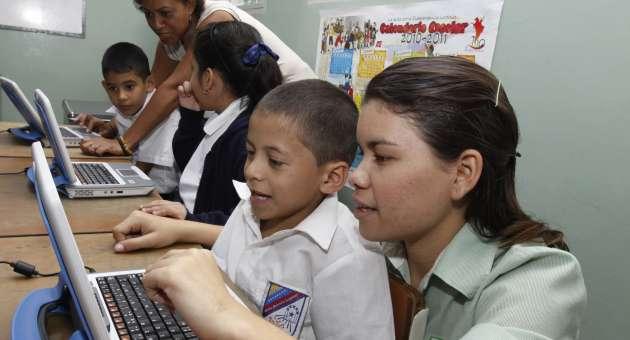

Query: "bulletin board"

xmin=315 ymin=0 xmax=504 ymax=108
xmin=0 ymin=0 xmax=86 ymax=38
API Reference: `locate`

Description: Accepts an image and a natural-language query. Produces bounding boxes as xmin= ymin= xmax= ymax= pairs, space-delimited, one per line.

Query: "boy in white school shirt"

xmin=77 ymin=42 xmax=179 ymax=195
xmin=211 ymin=79 xmax=394 ymax=339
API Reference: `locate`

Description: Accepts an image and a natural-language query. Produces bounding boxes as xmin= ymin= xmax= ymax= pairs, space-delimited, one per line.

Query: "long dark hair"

xmin=365 ymin=56 xmax=568 ymax=250
xmin=194 ymin=21 xmax=283 ymax=114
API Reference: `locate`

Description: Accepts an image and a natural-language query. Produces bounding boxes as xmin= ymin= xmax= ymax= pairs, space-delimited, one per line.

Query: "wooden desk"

xmin=0 ymin=121 xmax=160 ymax=237
xmin=0 ymin=121 xmax=130 ymax=161
xmin=0 ymin=233 xmax=196 ymax=340
xmin=0 ymin=172 xmax=160 ymax=237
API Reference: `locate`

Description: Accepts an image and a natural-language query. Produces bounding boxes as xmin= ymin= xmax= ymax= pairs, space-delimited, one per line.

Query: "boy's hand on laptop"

xmin=112 ymin=210 xmax=181 ymax=252
xmin=80 ymin=137 xmax=123 ymax=156
xmin=75 ymin=113 xmax=108 ymax=134
xmin=143 ymin=248 xmax=242 ymax=339
xmin=140 ymin=200 xmax=188 ymax=220
xmin=177 ymin=81 xmax=201 ymax=111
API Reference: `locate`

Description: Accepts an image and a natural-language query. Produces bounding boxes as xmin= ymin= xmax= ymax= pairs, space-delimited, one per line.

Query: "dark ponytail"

xmin=193 ymin=21 xmax=282 ymax=114
xmin=365 ymin=56 xmax=568 ymax=251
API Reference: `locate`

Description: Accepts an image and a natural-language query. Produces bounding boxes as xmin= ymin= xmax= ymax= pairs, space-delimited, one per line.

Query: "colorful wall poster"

xmin=315 ymin=0 xmax=504 ymax=107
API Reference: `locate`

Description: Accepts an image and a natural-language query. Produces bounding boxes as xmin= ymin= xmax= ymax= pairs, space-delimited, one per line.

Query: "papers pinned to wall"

xmin=315 ymin=0 xmax=504 ymax=107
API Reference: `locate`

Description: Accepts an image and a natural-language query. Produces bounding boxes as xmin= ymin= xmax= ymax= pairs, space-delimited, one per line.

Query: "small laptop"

xmin=0 ymin=76 xmax=99 ymax=147
xmin=63 ymin=98 xmax=115 ymax=121
xmin=33 ymin=89 xmax=155 ymax=198
xmin=29 ymin=141 xmax=199 ymax=340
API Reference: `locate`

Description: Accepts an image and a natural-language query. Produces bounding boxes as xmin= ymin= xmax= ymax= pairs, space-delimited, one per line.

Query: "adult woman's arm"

xmin=79 ymin=44 xmax=190 ymax=155
xmin=125 ymin=10 xmax=237 ymax=150
xmin=81 ymin=11 xmax=238 ymax=156
xmin=150 ymin=42 xmax=178 ymax=87
xmin=123 ymin=45 xmax=194 ymax=150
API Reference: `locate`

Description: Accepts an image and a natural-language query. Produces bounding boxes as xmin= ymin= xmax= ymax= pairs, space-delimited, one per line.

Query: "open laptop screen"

xmin=0 ymin=76 xmax=45 ymax=134
xmin=33 ymin=89 xmax=78 ymax=184
xmin=31 ymin=141 xmax=109 ymax=339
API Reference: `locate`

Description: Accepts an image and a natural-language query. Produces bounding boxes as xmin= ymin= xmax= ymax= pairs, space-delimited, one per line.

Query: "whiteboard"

xmin=0 ymin=0 xmax=86 ymax=38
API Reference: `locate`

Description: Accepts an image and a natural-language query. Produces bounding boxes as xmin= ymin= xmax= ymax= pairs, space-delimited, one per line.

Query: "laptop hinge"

xmin=91 ymin=284 xmax=110 ymax=332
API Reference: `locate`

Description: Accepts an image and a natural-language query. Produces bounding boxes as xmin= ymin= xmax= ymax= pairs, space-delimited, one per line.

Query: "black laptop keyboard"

xmin=73 ymin=163 xmax=118 ymax=185
xmin=97 ymin=273 xmax=199 ymax=340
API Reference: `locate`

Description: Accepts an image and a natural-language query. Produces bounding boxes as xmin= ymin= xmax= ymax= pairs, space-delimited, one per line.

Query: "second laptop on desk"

xmin=31 ymin=89 xmax=154 ymax=198
xmin=0 ymin=76 xmax=99 ymax=146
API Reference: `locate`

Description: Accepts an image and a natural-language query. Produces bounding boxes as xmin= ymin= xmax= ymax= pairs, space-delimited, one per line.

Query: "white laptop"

xmin=0 ymin=76 xmax=99 ymax=147
xmin=28 ymin=141 xmax=198 ymax=340
xmin=28 ymin=142 xmax=252 ymax=339
xmin=33 ymin=89 xmax=154 ymax=198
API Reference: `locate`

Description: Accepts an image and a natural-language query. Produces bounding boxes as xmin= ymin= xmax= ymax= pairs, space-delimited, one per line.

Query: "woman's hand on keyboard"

xmin=80 ymin=136 xmax=123 ymax=156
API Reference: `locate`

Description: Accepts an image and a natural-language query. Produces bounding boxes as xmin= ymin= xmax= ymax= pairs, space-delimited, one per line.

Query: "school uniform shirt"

xmin=212 ymin=193 xmax=395 ymax=340
xmin=164 ymin=0 xmax=316 ymax=83
xmin=386 ymin=224 xmax=587 ymax=340
xmin=174 ymin=97 xmax=248 ymax=225
xmin=110 ymin=91 xmax=180 ymax=193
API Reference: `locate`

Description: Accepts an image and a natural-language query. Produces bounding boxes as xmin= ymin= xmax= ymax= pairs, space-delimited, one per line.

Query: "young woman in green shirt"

xmin=140 ymin=56 xmax=586 ymax=340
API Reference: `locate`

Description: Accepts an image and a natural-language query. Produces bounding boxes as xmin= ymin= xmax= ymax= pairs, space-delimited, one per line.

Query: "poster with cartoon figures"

xmin=315 ymin=0 xmax=504 ymax=107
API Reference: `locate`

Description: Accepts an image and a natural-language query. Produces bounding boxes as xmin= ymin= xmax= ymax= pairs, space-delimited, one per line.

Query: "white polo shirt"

xmin=212 ymin=191 xmax=395 ymax=339
xmin=111 ymin=91 xmax=180 ymax=193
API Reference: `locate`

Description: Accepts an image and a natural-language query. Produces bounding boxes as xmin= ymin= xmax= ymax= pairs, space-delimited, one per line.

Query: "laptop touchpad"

xmin=117 ymin=169 xmax=138 ymax=177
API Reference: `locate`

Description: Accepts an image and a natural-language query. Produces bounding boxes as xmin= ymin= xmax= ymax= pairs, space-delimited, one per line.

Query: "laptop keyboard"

xmin=97 ymin=273 xmax=199 ymax=340
xmin=73 ymin=163 xmax=118 ymax=185
xmin=59 ymin=127 xmax=77 ymax=138
xmin=70 ymin=126 xmax=92 ymax=135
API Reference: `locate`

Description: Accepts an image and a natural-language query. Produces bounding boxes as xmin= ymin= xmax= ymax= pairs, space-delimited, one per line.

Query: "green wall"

xmin=257 ymin=0 xmax=629 ymax=338
xmin=0 ymin=1 xmax=156 ymax=121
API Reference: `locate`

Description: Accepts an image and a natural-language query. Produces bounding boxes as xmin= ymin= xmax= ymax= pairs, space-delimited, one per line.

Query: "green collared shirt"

xmin=390 ymin=224 xmax=587 ymax=340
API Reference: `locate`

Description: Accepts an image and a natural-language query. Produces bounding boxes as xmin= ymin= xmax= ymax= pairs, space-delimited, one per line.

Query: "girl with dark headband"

xmin=112 ymin=21 xmax=282 ymax=253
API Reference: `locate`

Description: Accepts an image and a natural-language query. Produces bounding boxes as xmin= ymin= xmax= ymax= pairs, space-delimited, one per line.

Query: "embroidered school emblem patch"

xmin=262 ymin=282 xmax=310 ymax=336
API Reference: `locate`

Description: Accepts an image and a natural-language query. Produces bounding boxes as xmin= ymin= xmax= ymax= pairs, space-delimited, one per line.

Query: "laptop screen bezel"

xmin=0 ymin=76 xmax=45 ymax=134
xmin=33 ymin=89 xmax=78 ymax=184
xmin=32 ymin=141 xmax=109 ymax=340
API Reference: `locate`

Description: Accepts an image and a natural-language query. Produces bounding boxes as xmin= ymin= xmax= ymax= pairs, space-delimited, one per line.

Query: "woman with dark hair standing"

xmin=81 ymin=0 xmax=314 ymax=156
xmin=140 ymin=57 xmax=587 ymax=340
